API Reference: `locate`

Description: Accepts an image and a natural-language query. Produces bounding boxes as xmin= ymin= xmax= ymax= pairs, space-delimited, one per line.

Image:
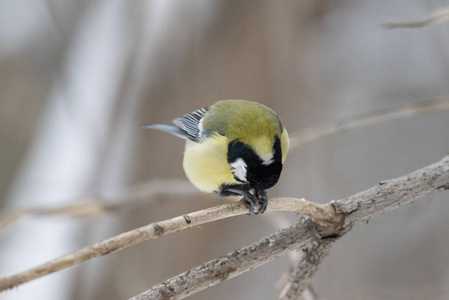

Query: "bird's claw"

xmin=240 ymin=194 xmax=257 ymax=215
xmin=240 ymin=190 xmax=268 ymax=215
xmin=255 ymin=190 xmax=268 ymax=214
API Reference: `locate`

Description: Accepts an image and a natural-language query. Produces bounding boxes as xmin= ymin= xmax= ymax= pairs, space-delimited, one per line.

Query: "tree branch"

xmin=298 ymin=285 xmax=321 ymax=300
xmin=289 ymin=98 xmax=449 ymax=149
xmin=1 ymin=157 xmax=448 ymax=297
xmin=277 ymin=153 xmax=449 ymax=298
xmin=130 ymin=218 xmax=322 ymax=300
xmin=132 ymin=155 xmax=449 ymax=299
xmin=0 ymin=198 xmax=328 ymax=291
xmin=278 ymin=240 xmax=333 ymax=300
xmin=383 ymin=7 xmax=449 ymax=29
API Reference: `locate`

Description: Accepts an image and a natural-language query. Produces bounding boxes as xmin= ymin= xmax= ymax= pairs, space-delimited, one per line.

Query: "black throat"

xmin=227 ymin=137 xmax=283 ymax=191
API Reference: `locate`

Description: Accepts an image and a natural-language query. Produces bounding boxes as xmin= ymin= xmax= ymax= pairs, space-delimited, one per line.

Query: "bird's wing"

xmin=144 ymin=106 xmax=210 ymax=141
xmin=142 ymin=123 xmax=188 ymax=139
xmin=172 ymin=107 xmax=209 ymax=142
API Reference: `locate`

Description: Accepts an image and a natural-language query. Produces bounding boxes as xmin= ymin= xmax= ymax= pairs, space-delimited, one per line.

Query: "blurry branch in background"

xmin=131 ymin=155 xmax=449 ymax=300
xmin=0 ymin=198 xmax=333 ymax=292
xmin=0 ymin=179 xmax=196 ymax=233
xmin=2 ymin=98 xmax=449 ymax=233
xmin=289 ymin=98 xmax=449 ymax=150
xmin=383 ymin=7 xmax=449 ymax=29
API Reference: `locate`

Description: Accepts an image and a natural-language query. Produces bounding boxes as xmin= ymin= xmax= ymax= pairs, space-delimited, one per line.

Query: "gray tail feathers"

xmin=143 ymin=124 xmax=188 ymax=140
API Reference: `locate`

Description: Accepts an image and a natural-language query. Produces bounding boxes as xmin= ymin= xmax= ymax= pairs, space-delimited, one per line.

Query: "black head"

xmin=227 ymin=137 xmax=283 ymax=191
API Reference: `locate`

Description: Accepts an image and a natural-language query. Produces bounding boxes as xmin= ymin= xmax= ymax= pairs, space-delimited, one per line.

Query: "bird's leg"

xmin=255 ymin=190 xmax=268 ymax=214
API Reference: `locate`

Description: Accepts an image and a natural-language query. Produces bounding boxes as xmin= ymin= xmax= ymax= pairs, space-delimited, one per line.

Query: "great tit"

xmin=144 ymin=99 xmax=289 ymax=214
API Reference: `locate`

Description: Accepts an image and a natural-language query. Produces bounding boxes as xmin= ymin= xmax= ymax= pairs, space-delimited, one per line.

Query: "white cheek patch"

xmin=230 ymin=158 xmax=248 ymax=182
xmin=261 ymin=149 xmax=275 ymax=166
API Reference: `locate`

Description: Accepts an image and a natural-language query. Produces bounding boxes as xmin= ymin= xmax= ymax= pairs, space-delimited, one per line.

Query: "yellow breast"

xmin=183 ymin=135 xmax=239 ymax=193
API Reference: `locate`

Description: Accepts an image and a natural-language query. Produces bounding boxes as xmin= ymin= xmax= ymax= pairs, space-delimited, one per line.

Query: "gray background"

xmin=1 ymin=1 xmax=449 ymax=299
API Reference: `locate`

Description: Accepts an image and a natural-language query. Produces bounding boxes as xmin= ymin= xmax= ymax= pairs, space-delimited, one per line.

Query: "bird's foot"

xmin=221 ymin=185 xmax=267 ymax=215
xmin=239 ymin=191 xmax=259 ymax=215
xmin=240 ymin=190 xmax=267 ymax=215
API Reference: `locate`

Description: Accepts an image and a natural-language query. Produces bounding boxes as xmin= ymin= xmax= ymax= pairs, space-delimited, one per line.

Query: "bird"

xmin=144 ymin=99 xmax=289 ymax=215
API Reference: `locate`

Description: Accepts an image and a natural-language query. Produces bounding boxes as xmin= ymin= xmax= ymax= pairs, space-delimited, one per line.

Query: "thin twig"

xmin=0 ymin=198 xmax=328 ymax=291
xmin=289 ymin=98 xmax=449 ymax=150
xmin=383 ymin=7 xmax=449 ymax=29
xmin=132 ymin=155 xmax=449 ymax=299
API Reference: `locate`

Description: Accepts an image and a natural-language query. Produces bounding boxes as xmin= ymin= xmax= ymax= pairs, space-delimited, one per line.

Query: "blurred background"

xmin=1 ymin=1 xmax=449 ymax=299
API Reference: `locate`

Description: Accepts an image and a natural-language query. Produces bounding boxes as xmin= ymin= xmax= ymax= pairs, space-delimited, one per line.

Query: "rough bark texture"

xmin=130 ymin=219 xmax=320 ymax=300
xmin=1 ymin=156 xmax=448 ymax=297
xmin=280 ymin=240 xmax=334 ymax=300
xmin=336 ymin=154 xmax=449 ymax=232
xmin=132 ymin=155 xmax=449 ymax=299
xmin=279 ymin=154 xmax=449 ymax=297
